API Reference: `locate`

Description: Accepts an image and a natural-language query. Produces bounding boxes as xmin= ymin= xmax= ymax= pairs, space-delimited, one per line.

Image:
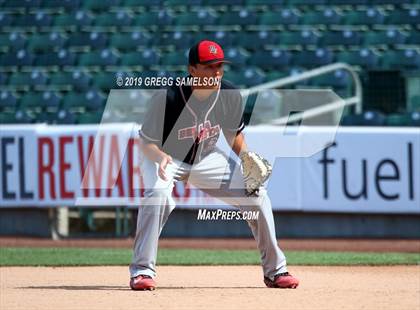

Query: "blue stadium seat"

xmin=246 ymin=0 xmax=284 ymax=5
xmin=49 ymin=71 xmax=92 ymax=91
xmin=344 ymin=8 xmax=385 ymax=26
xmin=336 ymin=49 xmax=379 ymax=69
xmin=163 ymin=31 xmax=193 ymax=49
xmin=0 ymin=91 xmax=18 ymax=110
xmin=381 ymin=50 xmax=420 ymax=69
xmin=62 ymin=90 xmax=105 ymax=112
xmin=321 ymin=30 xmax=361 ymax=46
xmin=67 ymin=32 xmax=108 ymax=49
xmin=35 ymin=49 xmax=76 ymax=66
xmin=92 ymin=71 xmax=134 ymax=91
xmin=202 ymin=31 xmax=234 ymax=47
xmin=19 ymin=91 xmax=61 ymax=111
xmin=176 ymin=9 xmax=217 ymax=26
xmin=110 ymin=32 xmax=151 ymax=51
xmin=0 ymin=12 xmax=12 ymax=27
xmin=27 ymin=32 xmax=66 ymax=52
xmin=328 ymin=0 xmax=367 ymax=4
xmin=202 ymin=0 xmax=243 ymax=5
xmin=276 ymin=30 xmax=319 ymax=46
xmin=41 ymin=0 xmax=81 ymax=10
xmin=160 ymin=50 xmax=189 ymax=66
xmin=301 ymin=8 xmax=341 ymax=26
xmin=78 ymin=49 xmax=119 ymax=66
xmin=124 ymin=0 xmax=161 ymax=6
xmin=259 ymin=9 xmax=300 ymax=26
xmin=407 ymin=31 xmax=420 ymax=45
xmin=13 ymin=11 xmax=53 ymax=28
xmin=0 ymin=50 xmax=34 ymax=66
xmin=223 ymin=47 xmax=249 ymax=66
xmin=132 ymin=10 xmax=173 ymax=26
xmin=121 ymin=49 xmax=159 ymax=66
xmin=341 ymin=110 xmax=386 ymax=126
xmin=2 ymin=0 xmax=41 ymax=9
xmin=164 ymin=0 xmax=201 ymax=5
xmin=292 ymin=48 xmax=334 ymax=67
xmin=82 ymin=0 xmax=120 ymax=11
xmin=218 ymin=9 xmax=258 ymax=26
xmin=55 ymin=109 xmax=77 ymax=124
xmin=248 ymin=49 xmax=291 ymax=69
xmin=13 ymin=110 xmax=34 ymax=124
xmin=224 ymin=68 xmax=266 ymax=87
xmin=410 ymin=95 xmax=420 ymax=112
xmin=0 ymin=32 xmax=26 ymax=50
xmin=94 ymin=11 xmax=133 ymax=27
xmin=8 ymin=71 xmax=48 ymax=89
xmin=310 ymin=69 xmax=351 ymax=88
xmin=288 ymin=0 xmax=325 ymax=4
xmin=363 ymin=29 xmax=407 ymax=45
xmin=54 ymin=11 xmax=93 ymax=27
xmin=387 ymin=9 xmax=419 ymax=25
xmin=236 ymin=31 xmax=275 ymax=50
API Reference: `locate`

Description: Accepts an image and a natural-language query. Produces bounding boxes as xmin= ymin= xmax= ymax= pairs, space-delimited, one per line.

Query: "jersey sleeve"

xmin=138 ymin=90 xmax=167 ymax=146
xmin=221 ymin=90 xmax=245 ymax=135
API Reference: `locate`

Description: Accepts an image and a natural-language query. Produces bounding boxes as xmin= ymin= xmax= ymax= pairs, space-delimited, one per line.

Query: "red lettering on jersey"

xmin=178 ymin=121 xmax=220 ymax=142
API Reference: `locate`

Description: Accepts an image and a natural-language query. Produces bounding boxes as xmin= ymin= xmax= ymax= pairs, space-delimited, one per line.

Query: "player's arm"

xmin=224 ymin=131 xmax=248 ymax=157
xmin=139 ymin=138 xmax=173 ymax=181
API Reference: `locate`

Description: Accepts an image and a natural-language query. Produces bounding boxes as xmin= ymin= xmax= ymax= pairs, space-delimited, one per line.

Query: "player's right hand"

xmin=158 ymin=154 xmax=173 ymax=181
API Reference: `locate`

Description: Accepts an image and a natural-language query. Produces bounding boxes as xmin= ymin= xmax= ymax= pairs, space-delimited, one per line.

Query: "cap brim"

xmin=200 ymin=59 xmax=231 ymax=65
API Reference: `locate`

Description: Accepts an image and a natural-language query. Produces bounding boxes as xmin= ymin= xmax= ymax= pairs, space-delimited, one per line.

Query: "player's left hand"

xmin=240 ymin=151 xmax=272 ymax=196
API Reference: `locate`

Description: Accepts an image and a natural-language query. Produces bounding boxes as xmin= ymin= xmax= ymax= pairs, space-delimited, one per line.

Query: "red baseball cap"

xmin=188 ymin=40 xmax=230 ymax=66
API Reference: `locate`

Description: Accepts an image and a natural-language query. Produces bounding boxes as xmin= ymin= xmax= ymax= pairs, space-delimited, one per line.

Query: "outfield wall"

xmin=1 ymin=124 xmax=419 ymax=213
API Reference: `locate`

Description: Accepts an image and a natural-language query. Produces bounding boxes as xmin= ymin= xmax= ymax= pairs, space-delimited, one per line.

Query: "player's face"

xmin=189 ymin=62 xmax=224 ymax=89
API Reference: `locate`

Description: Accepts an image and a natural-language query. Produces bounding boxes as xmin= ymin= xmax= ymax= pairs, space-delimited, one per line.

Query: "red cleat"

xmin=130 ymin=275 xmax=156 ymax=291
xmin=264 ymin=272 xmax=299 ymax=289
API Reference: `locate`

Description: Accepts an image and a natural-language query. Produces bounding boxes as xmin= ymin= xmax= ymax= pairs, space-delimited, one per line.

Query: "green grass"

xmin=0 ymin=248 xmax=419 ymax=266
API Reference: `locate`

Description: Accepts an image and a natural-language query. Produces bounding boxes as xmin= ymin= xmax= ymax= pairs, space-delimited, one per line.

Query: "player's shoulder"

xmin=220 ymin=79 xmax=239 ymax=90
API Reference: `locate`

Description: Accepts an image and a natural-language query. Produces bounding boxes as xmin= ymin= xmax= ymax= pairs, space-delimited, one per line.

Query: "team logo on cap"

xmin=209 ymin=45 xmax=218 ymax=54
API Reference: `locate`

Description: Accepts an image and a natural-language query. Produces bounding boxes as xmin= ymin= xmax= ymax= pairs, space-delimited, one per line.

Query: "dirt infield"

xmin=1 ymin=237 xmax=419 ymax=252
xmin=1 ymin=266 xmax=419 ymax=310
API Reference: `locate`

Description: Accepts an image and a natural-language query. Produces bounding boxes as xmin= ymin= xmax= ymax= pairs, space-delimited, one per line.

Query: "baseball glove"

xmin=240 ymin=151 xmax=272 ymax=196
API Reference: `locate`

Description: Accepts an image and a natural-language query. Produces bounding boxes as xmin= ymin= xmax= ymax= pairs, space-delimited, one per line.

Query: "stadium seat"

xmin=321 ymin=30 xmax=361 ymax=46
xmin=408 ymin=112 xmax=420 ymax=126
xmin=0 ymin=112 xmax=18 ymax=124
xmin=55 ymin=109 xmax=77 ymax=124
xmin=381 ymin=50 xmax=420 ymax=69
xmin=259 ymin=9 xmax=300 ymax=26
xmin=236 ymin=31 xmax=275 ymax=50
xmin=162 ymin=31 xmax=193 ymax=49
xmin=341 ymin=110 xmax=386 ymax=126
xmin=2 ymin=0 xmax=41 ymax=9
xmin=224 ymin=67 xmax=266 ymax=87
xmin=82 ymin=0 xmax=120 ymax=11
xmin=164 ymin=0 xmax=201 ymax=5
xmin=385 ymin=113 xmax=411 ymax=126
xmin=343 ymin=8 xmax=385 ymax=26
xmin=407 ymin=31 xmax=420 ymax=45
xmin=265 ymin=71 xmax=289 ymax=82
xmin=35 ymin=49 xmax=76 ymax=66
xmin=310 ymin=69 xmax=351 ymax=88
xmin=363 ymin=30 xmax=407 ymax=46
xmin=160 ymin=50 xmax=189 ymax=66
xmin=35 ymin=111 xmax=58 ymax=124
xmin=410 ymin=95 xmax=420 ymax=112
xmin=287 ymin=0 xmax=325 ymax=4
xmin=371 ymin=0 xmax=405 ymax=4
xmin=329 ymin=0 xmax=367 ymax=4
xmin=27 ymin=32 xmax=66 ymax=52
xmin=218 ymin=9 xmax=258 ymax=26
xmin=67 ymin=32 xmax=108 ymax=49
xmin=292 ymin=48 xmax=333 ymax=68
xmin=49 ymin=71 xmax=92 ymax=91
xmin=301 ymin=8 xmax=341 ymax=26
xmin=78 ymin=49 xmax=119 ymax=66
xmin=246 ymin=0 xmax=284 ymax=5
xmin=336 ymin=49 xmax=379 ymax=69
xmin=121 ymin=49 xmax=159 ymax=67
xmin=202 ymin=31 xmax=234 ymax=47
xmin=124 ymin=0 xmax=161 ymax=6
xmin=176 ymin=9 xmax=217 ymax=26
xmin=94 ymin=11 xmax=133 ymax=27
xmin=54 ymin=11 xmax=93 ymax=27
xmin=248 ymin=49 xmax=291 ymax=69
xmin=0 ymin=91 xmax=18 ymax=110
xmin=0 ymin=50 xmax=34 ymax=66
xmin=0 ymin=12 xmax=12 ymax=27
xmin=387 ymin=9 xmax=419 ymax=25
xmin=77 ymin=112 xmax=102 ymax=124
xmin=223 ymin=47 xmax=249 ymax=66
xmin=14 ymin=110 xmax=34 ymax=124
xmin=13 ymin=11 xmax=53 ymax=28
xmin=0 ymin=32 xmax=26 ymax=51
xmin=276 ymin=30 xmax=319 ymax=46
xmin=8 ymin=71 xmax=48 ymax=89
xmin=92 ymin=71 xmax=133 ymax=91
xmin=62 ymin=90 xmax=105 ymax=112
xmin=42 ymin=0 xmax=81 ymax=10
xmin=132 ymin=10 xmax=174 ymax=26
xmin=110 ymin=32 xmax=151 ymax=51
xmin=202 ymin=0 xmax=243 ymax=5
xmin=19 ymin=91 xmax=61 ymax=111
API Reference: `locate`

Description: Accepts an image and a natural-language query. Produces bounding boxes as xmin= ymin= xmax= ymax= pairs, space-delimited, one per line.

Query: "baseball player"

xmin=129 ymin=40 xmax=299 ymax=290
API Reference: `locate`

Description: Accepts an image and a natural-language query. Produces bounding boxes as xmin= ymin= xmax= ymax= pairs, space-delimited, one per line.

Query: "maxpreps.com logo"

xmin=209 ymin=45 xmax=218 ymax=54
